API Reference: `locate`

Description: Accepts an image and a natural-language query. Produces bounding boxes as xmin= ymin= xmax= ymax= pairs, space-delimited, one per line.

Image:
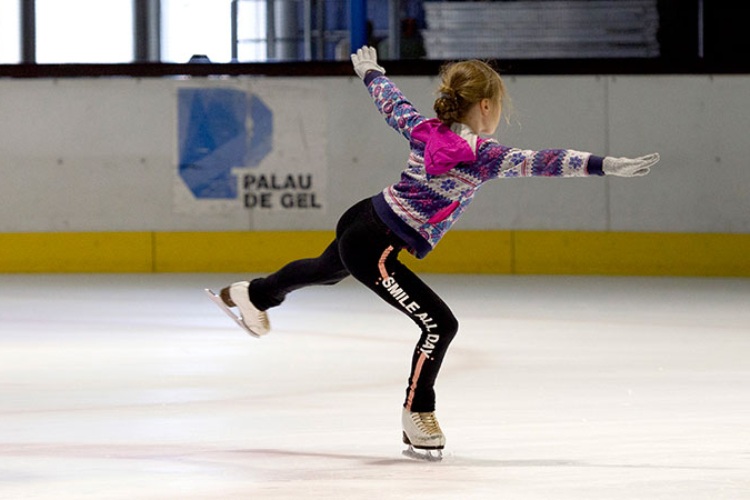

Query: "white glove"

xmin=350 ymin=45 xmax=385 ymax=80
xmin=603 ymin=153 xmax=660 ymax=177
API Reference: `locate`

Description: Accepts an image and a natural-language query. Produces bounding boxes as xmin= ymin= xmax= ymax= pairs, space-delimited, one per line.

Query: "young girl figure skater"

xmin=207 ymin=46 xmax=660 ymax=460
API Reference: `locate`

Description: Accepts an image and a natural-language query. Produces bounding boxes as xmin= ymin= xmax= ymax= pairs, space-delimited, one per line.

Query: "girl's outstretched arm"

xmin=351 ymin=45 xmax=427 ymax=142
xmin=479 ymin=142 xmax=659 ymax=180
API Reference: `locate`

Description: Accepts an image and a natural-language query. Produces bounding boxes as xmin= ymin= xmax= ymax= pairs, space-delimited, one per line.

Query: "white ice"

xmin=1 ymin=274 xmax=749 ymax=499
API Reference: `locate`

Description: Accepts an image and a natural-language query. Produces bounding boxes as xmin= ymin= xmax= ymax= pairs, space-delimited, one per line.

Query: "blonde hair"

xmin=433 ymin=59 xmax=508 ymax=127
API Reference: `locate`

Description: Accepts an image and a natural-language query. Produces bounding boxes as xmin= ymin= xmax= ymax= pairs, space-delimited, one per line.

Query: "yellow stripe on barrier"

xmin=0 ymin=232 xmax=153 ymax=273
xmin=0 ymin=230 xmax=748 ymax=277
xmin=403 ymin=230 xmax=513 ymax=274
xmin=154 ymin=231 xmax=335 ymax=273
xmin=514 ymin=231 xmax=750 ymax=277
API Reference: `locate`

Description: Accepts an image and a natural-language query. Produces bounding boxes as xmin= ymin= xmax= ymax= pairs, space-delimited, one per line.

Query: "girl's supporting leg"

xmin=336 ymin=200 xmax=459 ymax=412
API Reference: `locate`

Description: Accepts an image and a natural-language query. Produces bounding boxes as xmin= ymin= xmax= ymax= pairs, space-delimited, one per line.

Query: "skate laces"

xmin=411 ymin=412 xmax=443 ymax=436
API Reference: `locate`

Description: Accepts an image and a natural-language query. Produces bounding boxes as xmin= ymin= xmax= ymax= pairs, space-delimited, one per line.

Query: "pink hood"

xmin=411 ymin=119 xmax=477 ymax=175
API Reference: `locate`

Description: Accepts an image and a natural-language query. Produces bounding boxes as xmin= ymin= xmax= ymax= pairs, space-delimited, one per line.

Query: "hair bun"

xmin=440 ymin=89 xmax=458 ymax=102
xmin=434 ymin=87 xmax=462 ymax=125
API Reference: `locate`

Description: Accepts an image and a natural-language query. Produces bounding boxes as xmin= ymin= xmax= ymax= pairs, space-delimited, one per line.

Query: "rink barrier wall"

xmin=1 ymin=230 xmax=748 ymax=277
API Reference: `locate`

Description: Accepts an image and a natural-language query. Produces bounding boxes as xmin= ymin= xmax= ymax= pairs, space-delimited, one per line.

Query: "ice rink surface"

xmin=1 ymin=273 xmax=748 ymax=499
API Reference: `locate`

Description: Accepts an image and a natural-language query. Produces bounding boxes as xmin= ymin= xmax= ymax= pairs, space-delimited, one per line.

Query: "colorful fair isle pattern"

xmin=367 ymin=75 xmax=600 ymax=258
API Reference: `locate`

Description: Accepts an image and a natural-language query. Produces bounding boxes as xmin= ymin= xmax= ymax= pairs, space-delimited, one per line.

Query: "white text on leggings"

xmin=381 ymin=276 xmax=439 ymax=356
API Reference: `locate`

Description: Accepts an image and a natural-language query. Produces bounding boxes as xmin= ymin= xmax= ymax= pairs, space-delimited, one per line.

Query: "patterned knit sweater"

xmin=364 ymin=72 xmax=605 ymax=259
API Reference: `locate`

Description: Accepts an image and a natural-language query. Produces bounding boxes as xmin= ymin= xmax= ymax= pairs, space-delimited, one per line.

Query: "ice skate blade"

xmin=402 ymin=446 xmax=443 ymax=462
xmin=204 ymin=288 xmax=261 ymax=338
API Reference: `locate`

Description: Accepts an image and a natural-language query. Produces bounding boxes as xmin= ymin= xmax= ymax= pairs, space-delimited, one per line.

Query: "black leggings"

xmin=248 ymin=198 xmax=458 ymax=412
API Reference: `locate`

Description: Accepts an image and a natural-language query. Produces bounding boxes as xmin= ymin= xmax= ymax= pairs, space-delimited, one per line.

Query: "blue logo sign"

xmin=178 ymin=88 xmax=273 ymax=199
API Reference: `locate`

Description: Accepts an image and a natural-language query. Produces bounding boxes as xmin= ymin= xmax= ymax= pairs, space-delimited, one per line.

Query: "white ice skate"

xmin=401 ymin=408 xmax=445 ymax=461
xmin=204 ymin=281 xmax=270 ymax=338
